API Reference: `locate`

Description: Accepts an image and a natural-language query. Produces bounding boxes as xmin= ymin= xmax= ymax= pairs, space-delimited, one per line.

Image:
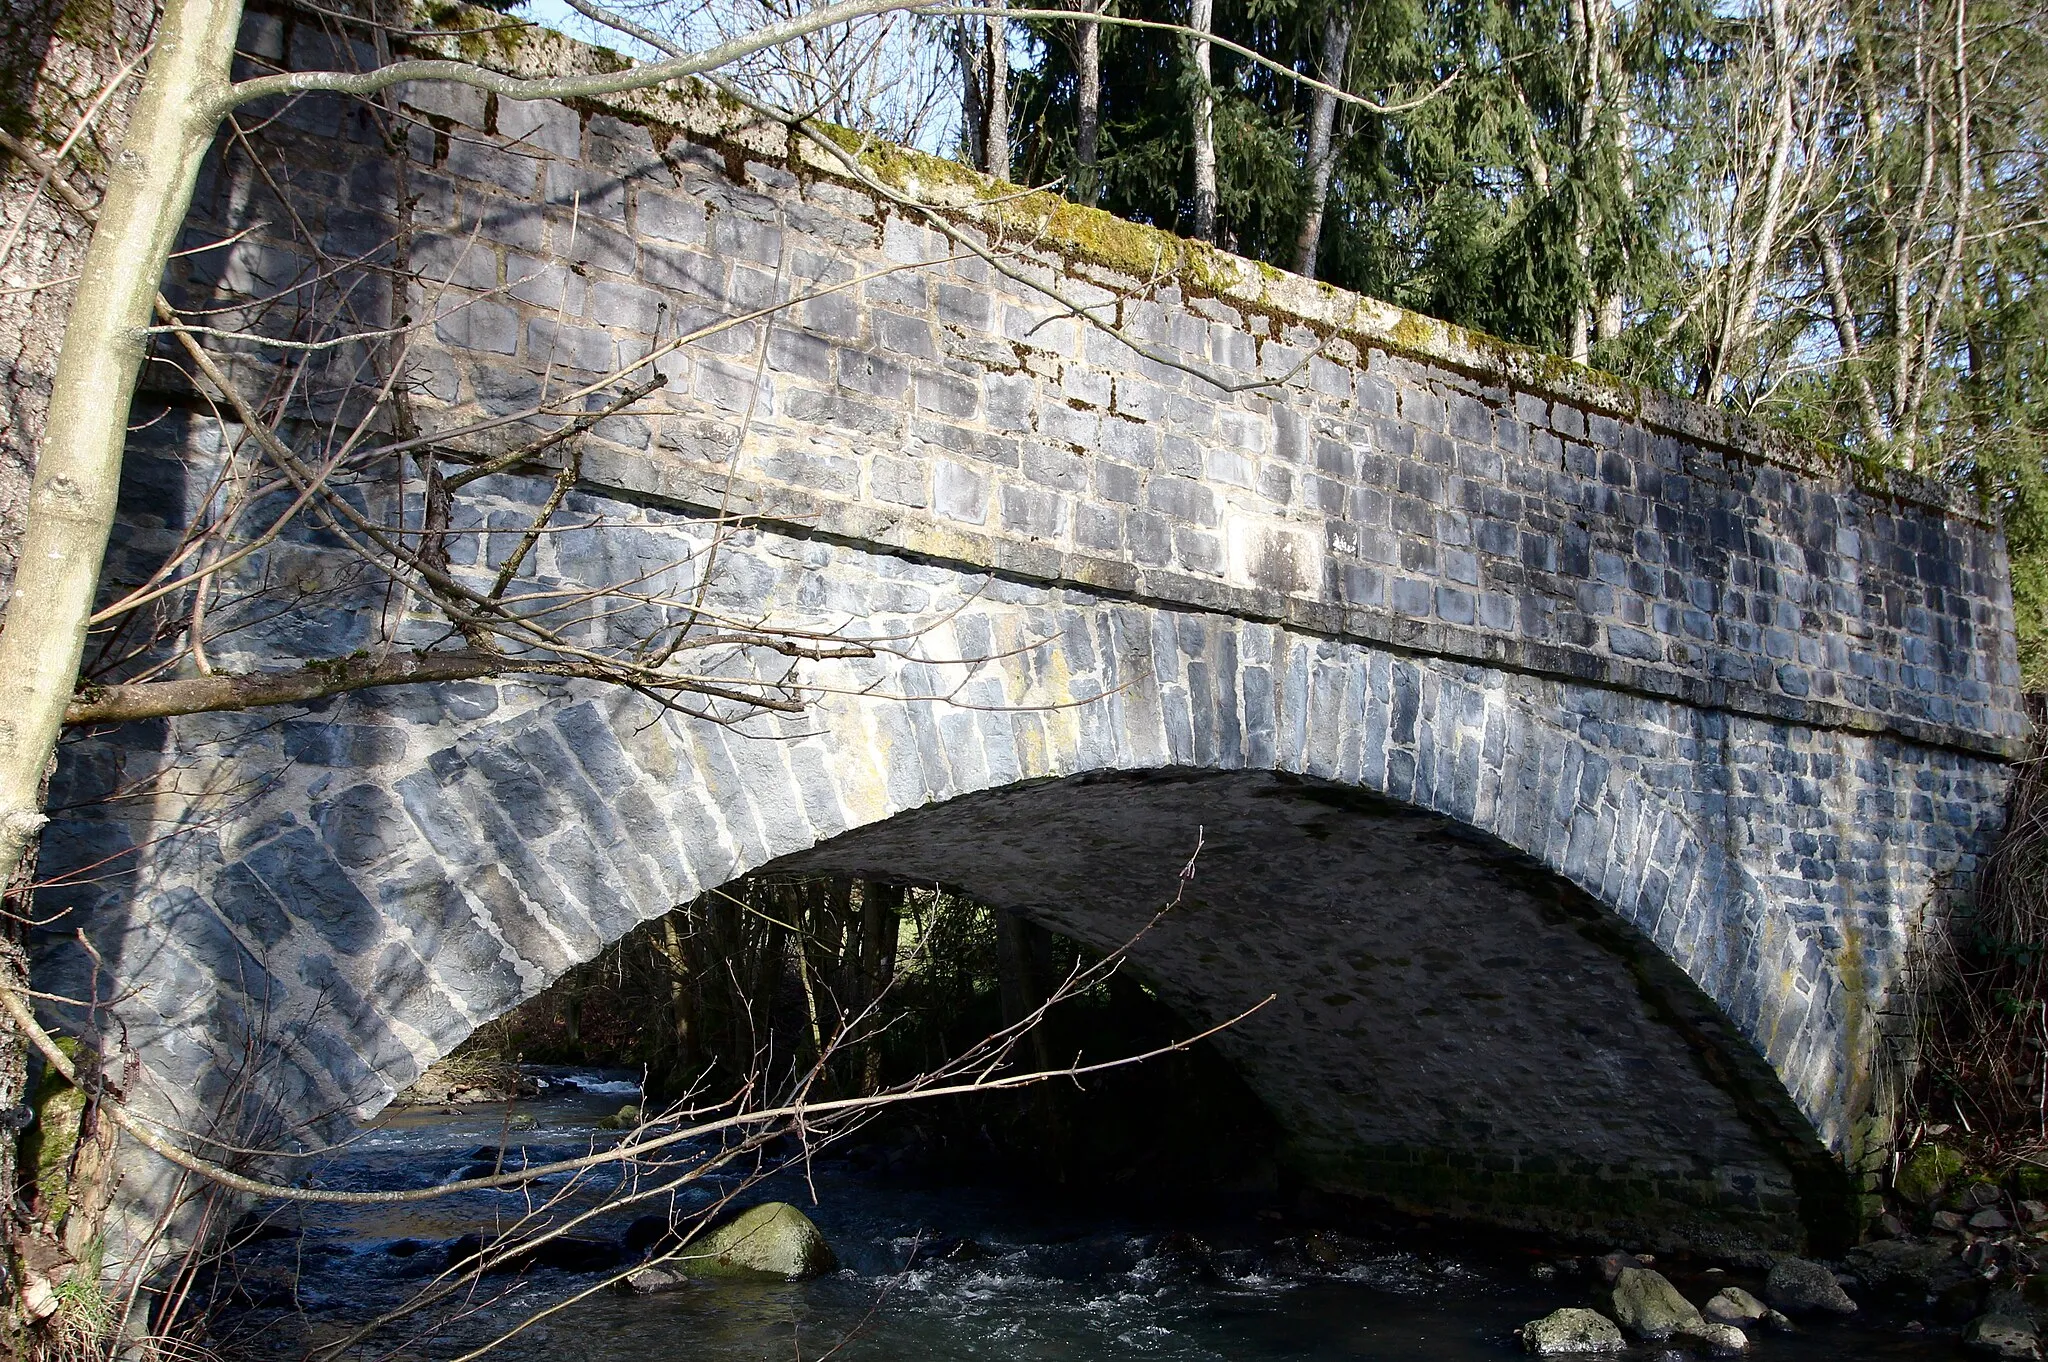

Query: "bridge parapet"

xmin=190 ymin=3 xmax=2028 ymax=759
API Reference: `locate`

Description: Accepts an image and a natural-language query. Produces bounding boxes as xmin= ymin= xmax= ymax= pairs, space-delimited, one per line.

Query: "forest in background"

xmin=467 ymin=878 xmax=1282 ymax=1196
xmin=575 ymin=0 xmax=2048 ymax=680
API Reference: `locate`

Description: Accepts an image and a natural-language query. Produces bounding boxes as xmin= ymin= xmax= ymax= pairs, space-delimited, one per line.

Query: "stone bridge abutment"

xmin=42 ymin=3 xmax=2027 ymax=1256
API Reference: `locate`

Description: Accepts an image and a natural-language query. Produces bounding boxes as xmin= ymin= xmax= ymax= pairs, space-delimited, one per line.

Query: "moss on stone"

xmin=21 ymin=1037 xmax=84 ymax=1222
xmin=1894 ymin=1142 xmax=1965 ymax=1205
xmin=412 ymin=0 xmax=527 ymax=67
xmin=693 ymin=1202 xmax=836 ymax=1279
xmin=1018 ymin=196 xmax=1184 ymax=279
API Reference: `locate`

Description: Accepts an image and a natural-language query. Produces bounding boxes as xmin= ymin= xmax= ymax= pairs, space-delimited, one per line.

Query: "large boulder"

xmin=1766 ymin=1257 xmax=1858 ymax=1315
xmin=1610 ymin=1266 xmax=1706 ymax=1341
xmin=1520 ymin=1307 xmax=1625 ymax=1354
xmin=696 ymin=1202 xmax=837 ymax=1280
xmin=596 ymin=1103 xmax=642 ymax=1130
xmin=1154 ymin=1231 xmax=1222 ymax=1281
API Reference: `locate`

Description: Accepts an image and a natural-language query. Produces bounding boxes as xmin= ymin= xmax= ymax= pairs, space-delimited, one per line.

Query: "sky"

xmin=508 ymin=0 xmax=972 ymax=155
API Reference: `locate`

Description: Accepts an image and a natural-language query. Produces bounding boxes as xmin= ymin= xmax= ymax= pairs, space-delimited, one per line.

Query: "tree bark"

xmin=1814 ymin=219 xmax=1890 ymax=449
xmin=0 ymin=0 xmax=153 ymax=615
xmin=953 ymin=18 xmax=988 ymax=169
xmin=63 ymin=651 xmax=524 ymax=726
xmin=986 ymin=0 xmax=1011 ymax=181
xmin=856 ymin=883 xmax=901 ymax=1093
xmin=1594 ymin=5 xmax=1635 ymax=347
xmin=1290 ymin=8 xmax=1353 ymax=277
xmin=996 ymin=911 xmax=1056 ymax=1065
xmin=655 ymin=916 xmax=701 ymax=1077
xmin=1188 ymin=0 xmax=1217 ymax=241
xmin=1567 ymin=0 xmax=1602 ymax=362
xmin=1073 ymin=0 xmax=1104 ymax=205
xmin=0 ymin=760 xmax=49 ymax=1311
xmin=1897 ymin=0 xmax=1972 ymax=458
xmin=1704 ymin=0 xmax=1799 ymax=401
xmin=0 ymin=0 xmax=246 ymax=933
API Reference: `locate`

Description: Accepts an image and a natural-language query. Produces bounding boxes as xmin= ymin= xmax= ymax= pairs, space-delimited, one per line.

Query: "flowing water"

xmin=208 ymin=1069 xmax=1961 ymax=1361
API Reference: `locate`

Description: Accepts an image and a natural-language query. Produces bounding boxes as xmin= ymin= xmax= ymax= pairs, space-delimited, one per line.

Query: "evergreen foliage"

xmin=992 ymin=0 xmax=2046 ymax=678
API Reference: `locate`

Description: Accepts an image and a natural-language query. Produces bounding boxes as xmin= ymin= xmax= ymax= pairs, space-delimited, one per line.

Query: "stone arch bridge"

xmin=44 ymin=5 xmax=2026 ymax=1258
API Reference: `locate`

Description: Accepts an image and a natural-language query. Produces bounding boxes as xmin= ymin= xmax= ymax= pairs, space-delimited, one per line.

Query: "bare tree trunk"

xmin=1889 ymin=2 xmax=1940 ymax=432
xmin=1814 ymin=219 xmax=1890 ymax=448
xmin=0 ymin=0 xmax=246 ymax=944
xmin=953 ymin=17 xmax=988 ymax=169
xmin=1188 ymin=0 xmax=1217 ymax=241
xmin=1705 ymin=0 xmax=1800 ymax=400
xmin=857 ymin=883 xmax=902 ymax=1093
xmin=58 ymin=1040 xmax=120 ymax=1266
xmin=1594 ymin=10 xmax=1634 ymax=346
xmin=0 ymin=759 xmax=49 ymax=1301
xmin=655 ymin=916 xmax=700 ymax=1075
xmin=1568 ymin=299 xmax=1592 ymax=365
xmin=0 ymin=25 xmax=156 ymax=1263
xmin=1566 ymin=0 xmax=1604 ymax=362
xmin=1898 ymin=0 xmax=1971 ymax=458
xmin=1290 ymin=8 xmax=1353 ymax=277
xmin=986 ymin=0 xmax=1010 ymax=180
xmin=1073 ymin=0 xmax=1104 ymax=205
xmin=996 ymin=912 xmax=1055 ymax=1070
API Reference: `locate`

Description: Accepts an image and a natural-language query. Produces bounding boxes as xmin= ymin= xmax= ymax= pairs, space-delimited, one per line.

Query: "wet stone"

xmin=1704 ymin=1286 xmax=1767 ymax=1325
xmin=1766 ymin=1257 xmax=1858 ymax=1315
xmin=618 ymin=1266 xmax=688 ymax=1295
xmin=1610 ymin=1266 xmax=1706 ymax=1341
xmin=1967 ymin=1309 xmax=2043 ymax=1360
xmin=1520 ymin=1307 xmax=1625 ymax=1355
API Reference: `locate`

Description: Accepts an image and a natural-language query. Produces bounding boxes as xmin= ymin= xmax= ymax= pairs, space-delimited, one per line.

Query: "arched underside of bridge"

xmin=765 ymin=767 xmax=1843 ymax=1256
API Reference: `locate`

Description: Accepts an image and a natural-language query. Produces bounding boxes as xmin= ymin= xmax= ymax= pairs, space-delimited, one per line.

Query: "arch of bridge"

xmin=44 ymin=493 xmax=2004 ymax=1251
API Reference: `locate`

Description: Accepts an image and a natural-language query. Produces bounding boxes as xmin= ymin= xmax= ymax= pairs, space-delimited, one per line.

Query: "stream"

xmin=208 ymin=1067 xmax=1964 ymax=1360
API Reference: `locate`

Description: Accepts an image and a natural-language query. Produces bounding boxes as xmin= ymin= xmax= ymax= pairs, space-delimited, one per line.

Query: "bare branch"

xmin=216 ymin=0 xmax=947 ymax=116
xmin=64 ymin=650 xmax=509 ymax=725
